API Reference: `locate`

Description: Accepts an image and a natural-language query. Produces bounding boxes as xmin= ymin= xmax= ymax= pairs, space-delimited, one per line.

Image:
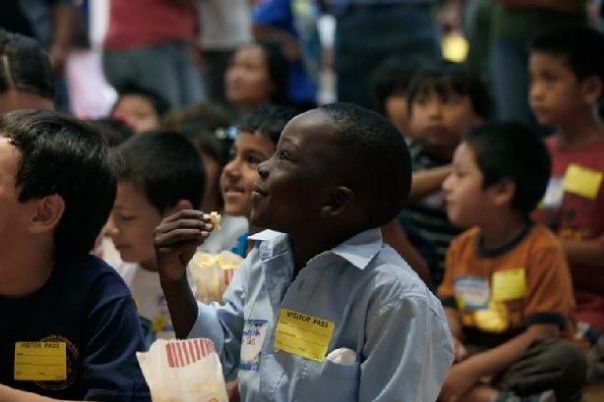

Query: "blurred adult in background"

xmin=0 ymin=30 xmax=55 ymax=114
xmin=224 ymin=40 xmax=289 ymax=115
xmin=197 ymin=0 xmax=251 ymax=106
xmin=252 ymin=0 xmax=320 ymax=110
xmin=103 ymin=0 xmax=203 ymax=110
xmin=324 ymin=0 xmax=441 ymax=108
xmin=489 ymin=0 xmax=587 ymax=126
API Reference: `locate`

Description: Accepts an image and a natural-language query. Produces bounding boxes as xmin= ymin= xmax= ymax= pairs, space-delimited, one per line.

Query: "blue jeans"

xmin=334 ymin=4 xmax=441 ymax=108
xmin=103 ymin=41 xmax=203 ymax=109
xmin=489 ymin=37 xmax=533 ymax=125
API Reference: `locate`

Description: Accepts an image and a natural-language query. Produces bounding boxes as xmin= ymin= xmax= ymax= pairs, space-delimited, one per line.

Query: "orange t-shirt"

xmin=438 ymin=224 xmax=575 ymax=346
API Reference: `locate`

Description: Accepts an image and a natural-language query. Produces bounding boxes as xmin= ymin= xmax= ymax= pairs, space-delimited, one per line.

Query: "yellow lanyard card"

xmin=273 ymin=308 xmax=335 ymax=362
xmin=492 ymin=269 xmax=527 ymax=302
xmin=14 ymin=342 xmax=67 ymax=381
xmin=563 ymin=164 xmax=603 ymax=200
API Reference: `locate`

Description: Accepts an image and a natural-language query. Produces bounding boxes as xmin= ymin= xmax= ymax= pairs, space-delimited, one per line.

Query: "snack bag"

xmin=136 ymin=338 xmax=228 ymax=402
xmin=189 ymin=250 xmax=242 ymax=303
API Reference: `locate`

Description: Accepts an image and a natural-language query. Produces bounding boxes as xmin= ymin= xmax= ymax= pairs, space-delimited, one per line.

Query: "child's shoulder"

xmin=522 ymin=223 xmax=564 ymax=254
xmin=371 ymin=245 xmax=436 ymax=299
xmin=449 ymin=226 xmax=482 ymax=251
xmin=62 ymin=254 xmax=133 ymax=301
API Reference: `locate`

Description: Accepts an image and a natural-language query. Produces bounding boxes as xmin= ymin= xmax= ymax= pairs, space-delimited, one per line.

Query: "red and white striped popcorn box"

xmin=137 ymin=338 xmax=228 ymax=402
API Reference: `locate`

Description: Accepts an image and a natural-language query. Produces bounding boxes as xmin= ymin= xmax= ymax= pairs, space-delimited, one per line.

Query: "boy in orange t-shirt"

xmin=438 ymin=122 xmax=586 ymax=402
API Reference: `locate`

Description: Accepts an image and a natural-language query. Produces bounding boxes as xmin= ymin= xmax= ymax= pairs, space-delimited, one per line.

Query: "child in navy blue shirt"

xmin=0 ymin=111 xmax=149 ymax=401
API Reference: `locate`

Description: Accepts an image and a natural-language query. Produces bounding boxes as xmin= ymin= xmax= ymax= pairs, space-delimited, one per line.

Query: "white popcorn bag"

xmin=189 ymin=251 xmax=242 ymax=304
xmin=136 ymin=338 xmax=228 ymax=402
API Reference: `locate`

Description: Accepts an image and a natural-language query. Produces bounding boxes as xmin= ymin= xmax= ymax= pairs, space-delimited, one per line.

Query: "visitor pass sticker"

xmin=274 ymin=309 xmax=335 ymax=362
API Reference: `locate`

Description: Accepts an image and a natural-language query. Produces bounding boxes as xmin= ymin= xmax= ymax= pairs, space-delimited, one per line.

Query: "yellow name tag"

xmin=14 ymin=342 xmax=67 ymax=381
xmin=563 ymin=164 xmax=603 ymax=200
xmin=492 ymin=269 xmax=526 ymax=302
xmin=273 ymin=309 xmax=335 ymax=362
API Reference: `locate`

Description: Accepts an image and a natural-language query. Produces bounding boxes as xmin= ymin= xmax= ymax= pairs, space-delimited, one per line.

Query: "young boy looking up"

xmin=106 ymin=131 xmax=205 ymax=345
xmin=529 ymin=27 xmax=604 ymax=342
xmin=438 ymin=123 xmax=586 ymax=402
xmin=401 ymin=62 xmax=488 ymax=286
xmin=0 ymin=110 xmax=149 ymax=401
xmin=155 ymin=103 xmax=453 ymax=401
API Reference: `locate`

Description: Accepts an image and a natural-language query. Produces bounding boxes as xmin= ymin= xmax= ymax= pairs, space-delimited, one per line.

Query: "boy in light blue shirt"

xmin=155 ymin=103 xmax=453 ymax=401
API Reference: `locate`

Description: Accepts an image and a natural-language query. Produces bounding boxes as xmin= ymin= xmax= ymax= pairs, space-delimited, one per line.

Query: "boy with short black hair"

xmin=0 ymin=110 xmax=149 ymax=401
xmin=106 ymin=131 xmax=205 ymax=345
xmin=155 ymin=103 xmax=453 ymax=401
xmin=438 ymin=122 xmax=586 ymax=402
xmin=401 ymin=62 xmax=488 ymax=286
xmin=529 ymin=27 xmax=604 ymax=350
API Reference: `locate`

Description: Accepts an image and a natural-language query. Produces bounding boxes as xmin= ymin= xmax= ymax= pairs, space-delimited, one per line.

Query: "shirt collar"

xmin=248 ymin=228 xmax=383 ymax=270
xmin=330 ymin=228 xmax=383 ymax=270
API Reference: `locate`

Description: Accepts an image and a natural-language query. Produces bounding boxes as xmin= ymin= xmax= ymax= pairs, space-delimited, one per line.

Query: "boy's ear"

xmin=28 ymin=194 xmax=65 ymax=234
xmin=165 ymin=199 xmax=193 ymax=216
xmin=580 ymin=75 xmax=603 ymax=105
xmin=490 ymin=179 xmax=516 ymax=207
xmin=320 ymin=186 xmax=355 ymax=218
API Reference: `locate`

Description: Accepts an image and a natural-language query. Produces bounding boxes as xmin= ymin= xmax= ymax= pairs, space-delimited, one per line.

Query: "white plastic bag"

xmin=137 ymin=338 xmax=228 ymax=402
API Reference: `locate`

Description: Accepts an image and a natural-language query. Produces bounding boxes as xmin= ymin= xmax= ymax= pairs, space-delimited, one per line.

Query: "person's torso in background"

xmin=198 ymin=0 xmax=251 ymax=50
xmin=104 ymin=0 xmax=196 ymax=50
xmin=535 ymin=136 xmax=604 ymax=296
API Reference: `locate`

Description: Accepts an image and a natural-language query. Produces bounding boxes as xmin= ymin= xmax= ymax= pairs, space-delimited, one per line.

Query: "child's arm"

xmin=359 ymin=295 xmax=454 ymax=402
xmin=561 ymin=236 xmax=604 ymax=268
xmin=155 ymin=210 xmax=247 ymax=379
xmin=409 ymin=165 xmax=452 ymax=202
xmin=154 ymin=210 xmax=213 ymax=338
xmin=439 ymin=324 xmax=558 ymax=402
xmin=380 ymin=219 xmax=432 ymax=286
xmin=444 ymin=307 xmax=468 ymax=363
xmin=0 ymin=385 xmax=67 ymax=401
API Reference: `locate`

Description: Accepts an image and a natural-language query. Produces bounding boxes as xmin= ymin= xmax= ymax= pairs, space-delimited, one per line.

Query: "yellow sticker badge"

xmin=492 ymin=269 xmax=527 ymax=302
xmin=274 ymin=309 xmax=335 ymax=362
xmin=563 ymin=164 xmax=603 ymax=200
xmin=14 ymin=342 xmax=67 ymax=381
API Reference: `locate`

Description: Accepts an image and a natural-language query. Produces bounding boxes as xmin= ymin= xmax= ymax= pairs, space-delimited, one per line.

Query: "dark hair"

xmin=464 ymin=122 xmax=551 ymax=215
xmin=113 ymin=131 xmax=205 ymax=212
xmin=250 ymin=40 xmax=289 ymax=105
xmin=91 ymin=117 xmax=134 ymax=148
xmin=239 ymin=105 xmax=298 ymax=145
xmin=114 ymin=84 xmax=170 ymax=117
xmin=319 ymin=103 xmax=412 ymax=228
xmin=0 ymin=30 xmax=53 ymax=99
xmin=531 ymin=27 xmax=604 ymax=83
xmin=407 ymin=61 xmax=490 ymax=119
xmin=370 ymin=57 xmax=421 ymax=115
xmin=0 ymin=110 xmax=116 ymax=260
xmin=163 ymin=102 xmax=233 ymax=165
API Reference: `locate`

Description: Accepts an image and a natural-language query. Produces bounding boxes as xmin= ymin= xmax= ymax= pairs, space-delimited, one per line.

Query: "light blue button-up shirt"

xmin=189 ymin=228 xmax=453 ymax=401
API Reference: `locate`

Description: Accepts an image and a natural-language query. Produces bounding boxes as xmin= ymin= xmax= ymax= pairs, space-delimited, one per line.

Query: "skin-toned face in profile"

xmin=220 ymin=131 xmax=276 ymax=217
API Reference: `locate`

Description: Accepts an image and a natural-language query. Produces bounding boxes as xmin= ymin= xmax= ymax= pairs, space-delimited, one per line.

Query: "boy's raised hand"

xmin=154 ymin=210 xmax=213 ymax=282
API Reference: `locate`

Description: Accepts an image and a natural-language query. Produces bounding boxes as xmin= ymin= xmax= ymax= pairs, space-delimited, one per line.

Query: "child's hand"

xmin=154 ymin=210 xmax=213 ymax=282
xmin=453 ymin=337 xmax=468 ymax=363
xmin=438 ymin=361 xmax=480 ymax=402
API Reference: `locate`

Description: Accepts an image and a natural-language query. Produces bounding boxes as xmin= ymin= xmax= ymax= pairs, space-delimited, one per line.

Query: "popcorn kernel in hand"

xmin=209 ymin=212 xmax=222 ymax=231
